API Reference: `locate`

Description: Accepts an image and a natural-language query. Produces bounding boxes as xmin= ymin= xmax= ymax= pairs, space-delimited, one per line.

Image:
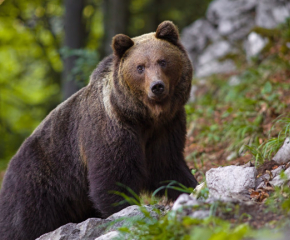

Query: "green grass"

xmin=185 ymin=20 xmax=290 ymax=165
xmin=246 ymin=115 xmax=290 ymax=166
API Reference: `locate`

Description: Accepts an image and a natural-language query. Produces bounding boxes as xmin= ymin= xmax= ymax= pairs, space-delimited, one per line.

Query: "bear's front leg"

xmin=86 ymin=128 xmax=147 ymax=218
xmin=146 ymin=111 xmax=198 ymax=201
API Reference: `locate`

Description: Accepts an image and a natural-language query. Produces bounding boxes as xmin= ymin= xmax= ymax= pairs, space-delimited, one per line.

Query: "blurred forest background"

xmin=0 ymin=0 xmax=212 ymax=171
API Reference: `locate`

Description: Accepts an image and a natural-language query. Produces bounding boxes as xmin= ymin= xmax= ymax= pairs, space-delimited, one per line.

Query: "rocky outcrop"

xmin=181 ymin=0 xmax=290 ymax=78
xmin=37 ymin=205 xmax=160 ymax=240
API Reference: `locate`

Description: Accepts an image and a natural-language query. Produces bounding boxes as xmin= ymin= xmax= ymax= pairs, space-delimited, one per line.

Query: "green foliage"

xmin=111 ymin=183 xmax=142 ymax=206
xmin=116 ymin=206 xmax=265 ymax=240
xmin=247 ymin=115 xmax=290 ymax=166
xmin=111 ymin=184 xmax=284 ymax=240
xmin=0 ymin=0 xmax=103 ymax=171
xmin=0 ymin=0 xmax=64 ymax=169
xmin=152 ymin=180 xmax=195 ymax=199
xmin=60 ymin=47 xmax=99 ymax=86
xmin=186 ymin=27 xmax=290 ymax=163
xmin=265 ymin=178 xmax=290 ymax=215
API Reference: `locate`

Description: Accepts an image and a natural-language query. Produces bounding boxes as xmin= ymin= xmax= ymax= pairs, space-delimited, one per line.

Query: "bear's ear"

xmin=155 ymin=21 xmax=179 ymax=45
xmin=112 ymin=34 xmax=134 ymax=58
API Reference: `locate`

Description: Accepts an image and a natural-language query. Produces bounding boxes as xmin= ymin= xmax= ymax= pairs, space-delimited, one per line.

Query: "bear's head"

xmin=111 ymin=21 xmax=192 ymax=124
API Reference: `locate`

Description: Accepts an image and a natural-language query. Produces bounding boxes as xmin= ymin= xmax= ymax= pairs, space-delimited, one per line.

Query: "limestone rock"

xmin=273 ymin=137 xmax=290 ymax=164
xmin=256 ymin=0 xmax=290 ymax=29
xmin=206 ymin=166 xmax=257 ymax=200
xmin=206 ymin=0 xmax=257 ymax=24
xmin=195 ymin=59 xmax=236 ymax=78
xmin=270 ymin=167 xmax=290 ymax=187
xmin=197 ymin=41 xmax=232 ymax=66
xmin=181 ymin=19 xmax=220 ymax=65
xmin=244 ymin=32 xmax=269 ymax=59
xmin=228 ymin=76 xmax=241 ymax=87
xmin=37 ymin=218 xmax=110 ymax=240
xmin=272 ymin=165 xmax=285 ymax=178
xmin=194 ymin=40 xmax=237 ymax=77
xmin=181 ymin=0 xmax=290 ymax=78
xmin=172 ymin=194 xmax=200 ymax=211
xmin=95 ymin=231 xmax=120 ymax=240
xmin=206 ymin=0 xmax=257 ymax=40
xmin=190 ymin=210 xmax=210 ymax=219
xmin=37 ymin=205 xmax=159 ymax=240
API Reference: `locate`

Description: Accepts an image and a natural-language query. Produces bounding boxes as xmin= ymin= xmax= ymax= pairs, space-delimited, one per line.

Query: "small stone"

xmin=226 ymin=151 xmax=238 ymax=160
xmin=190 ymin=210 xmax=210 ymax=219
xmin=245 ymin=32 xmax=269 ymax=59
xmin=273 ymin=137 xmax=290 ymax=164
xmin=188 ymin=85 xmax=198 ymax=103
xmin=271 ymin=165 xmax=285 ymax=178
xmin=206 ymin=165 xmax=257 ymax=200
xmin=107 ymin=205 xmax=158 ymax=221
xmin=270 ymin=167 xmax=290 ymax=187
xmin=255 ymin=173 xmax=270 ymax=189
xmin=172 ymin=194 xmax=200 ymax=211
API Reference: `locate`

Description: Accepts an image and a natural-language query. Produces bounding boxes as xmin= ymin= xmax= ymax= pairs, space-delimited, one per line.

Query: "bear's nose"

xmin=150 ymin=81 xmax=165 ymax=95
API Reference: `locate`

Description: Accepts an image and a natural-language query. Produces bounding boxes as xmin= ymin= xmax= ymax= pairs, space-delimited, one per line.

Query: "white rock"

xmin=271 ymin=165 xmax=285 ymax=178
xmin=256 ymin=0 xmax=290 ymax=29
xmin=36 ymin=218 xmax=110 ymax=240
xmin=270 ymin=167 xmax=290 ymax=187
xmin=37 ymin=205 xmax=160 ymax=240
xmin=206 ymin=0 xmax=257 ymax=40
xmin=273 ymin=137 xmax=290 ymax=164
xmin=228 ymin=76 xmax=241 ymax=87
xmin=255 ymin=165 xmax=285 ymax=189
xmin=190 ymin=210 xmax=210 ymax=219
xmin=181 ymin=19 xmax=220 ymax=53
xmin=255 ymin=173 xmax=270 ymax=189
xmin=198 ymin=41 xmax=232 ymax=65
xmin=107 ymin=205 xmax=158 ymax=221
xmin=272 ymin=5 xmax=290 ymax=24
xmin=95 ymin=231 xmax=120 ymax=240
xmin=181 ymin=19 xmax=220 ymax=66
xmin=206 ymin=166 xmax=257 ymax=200
xmin=207 ymin=0 xmax=258 ymax=24
xmin=194 ymin=40 xmax=238 ymax=77
xmin=188 ymin=85 xmax=198 ymax=103
xmin=195 ymin=60 xmax=236 ymax=78
xmin=218 ymin=14 xmax=256 ymax=40
xmin=172 ymin=194 xmax=199 ymax=211
xmin=245 ymin=32 xmax=269 ymax=58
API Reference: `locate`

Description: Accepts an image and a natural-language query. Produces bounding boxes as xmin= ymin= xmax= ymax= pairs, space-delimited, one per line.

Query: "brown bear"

xmin=0 ymin=21 xmax=197 ymax=240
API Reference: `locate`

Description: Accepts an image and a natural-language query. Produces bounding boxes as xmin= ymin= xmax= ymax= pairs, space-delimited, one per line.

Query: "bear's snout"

xmin=148 ymin=80 xmax=168 ymax=102
xmin=150 ymin=81 xmax=165 ymax=95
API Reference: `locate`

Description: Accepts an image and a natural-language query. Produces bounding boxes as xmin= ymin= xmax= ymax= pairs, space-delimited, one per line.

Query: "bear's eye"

xmin=137 ymin=65 xmax=145 ymax=74
xmin=159 ymin=60 xmax=167 ymax=67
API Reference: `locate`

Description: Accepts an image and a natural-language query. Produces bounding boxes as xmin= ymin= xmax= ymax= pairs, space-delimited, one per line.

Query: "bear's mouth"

xmin=147 ymin=94 xmax=169 ymax=104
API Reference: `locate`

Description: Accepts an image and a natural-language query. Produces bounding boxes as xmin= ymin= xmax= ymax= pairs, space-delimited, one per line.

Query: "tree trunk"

xmin=62 ymin=0 xmax=85 ymax=100
xmin=101 ymin=0 xmax=130 ymax=58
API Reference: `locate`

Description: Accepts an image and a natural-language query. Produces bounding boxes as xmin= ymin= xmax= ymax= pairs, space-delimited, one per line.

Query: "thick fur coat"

xmin=0 ymin=21 xmax=197 ymax=240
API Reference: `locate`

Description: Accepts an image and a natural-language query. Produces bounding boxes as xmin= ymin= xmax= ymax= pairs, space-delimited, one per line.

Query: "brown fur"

xmin=0 ymin=21 xmax=197 ymax=240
